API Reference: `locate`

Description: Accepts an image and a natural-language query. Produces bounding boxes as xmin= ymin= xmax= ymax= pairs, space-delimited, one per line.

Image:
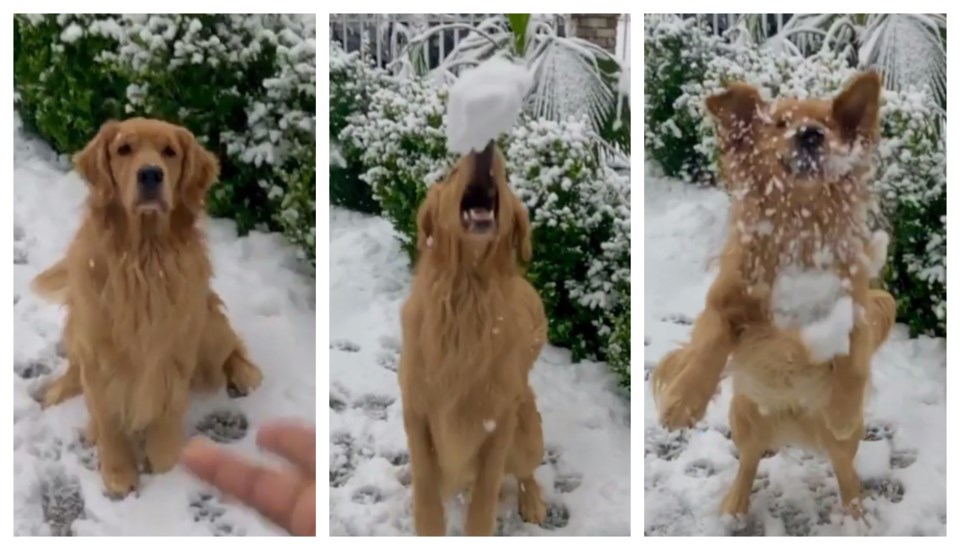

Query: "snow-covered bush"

xmin=606 ymin=286 xmax=630 ymax=391
xmin=506 ymin=118 xmax=630 ymax=361
xmin=876 ymin=92 xmax=946 ymax=335
xmin=341 ymin=75 xmax=632 ymax=366
xmin=14 ymin=14 xmax=317 ymax=266
xmin=644 ymin=15 xmax=719 ymax=181
xmin=644 ymin=15 xmax=946 ymax=336
xmin=330 ymin=42 xmax=388 ymax=213
xmin=339 ymin=76 xmax=455 ymax=256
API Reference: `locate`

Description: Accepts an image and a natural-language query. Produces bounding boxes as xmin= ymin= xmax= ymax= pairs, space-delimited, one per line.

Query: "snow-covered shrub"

xmin=330 ymin=42 xmax=388 ymax=213
xmin=645 ymin=28 xmax=946 ymax=336
xmin=505 ymin=118 xmax=630 ymax=360
xmin=875 ymin=92 xmax=946 ymax=335
xmin=339 ymin=76 xmax=455 ymax=257
xmin=606 ymin=286 xmax=631 ymax=391
xmin=341 ymin=76 xmax=632 ymax=365
xmin=14 ymin=14 xmax=317 ymax=266
xmin=643 ymin=15 xmax=719 ymax=181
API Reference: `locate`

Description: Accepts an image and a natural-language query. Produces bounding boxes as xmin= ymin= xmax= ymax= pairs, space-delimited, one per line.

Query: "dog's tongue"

xmin=469 ymin=208 xmax=493 ymax=221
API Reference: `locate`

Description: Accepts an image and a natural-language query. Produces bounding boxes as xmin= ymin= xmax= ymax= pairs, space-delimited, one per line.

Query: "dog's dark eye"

xmin=776 ymin=119 xmax=787 ymax=129
xmin=117 ymin=144 xmax=132 ymax=156
xmin=162 ymin=146 xmax=176 ymax=158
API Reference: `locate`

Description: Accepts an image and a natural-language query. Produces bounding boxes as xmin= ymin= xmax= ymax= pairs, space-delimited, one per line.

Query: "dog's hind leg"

xmin=42 ymin=360 xmax=83 ymax=409
xmin=223 ymin=346 xmax=263 ymax=398
xmin=721 ymin=395 xmax=768 ymax=517
xmin=823 ymin=424 xmax=865 ymax=518
xmin=196 ymin=291 xmax=262 ymax=396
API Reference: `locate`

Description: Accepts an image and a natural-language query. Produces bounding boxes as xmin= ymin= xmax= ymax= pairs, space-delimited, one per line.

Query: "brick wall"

xmin=570 ymin=14 xmax=619 ymax=53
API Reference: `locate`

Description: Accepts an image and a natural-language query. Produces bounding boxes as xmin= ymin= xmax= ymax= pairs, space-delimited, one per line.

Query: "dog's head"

xmin=416 ymin=141 xmax=531 ymax=269
xmin=74 ymin=118 xmax=219 ymax=225
xmin=706 ymin=71 xmax=882 ymax=191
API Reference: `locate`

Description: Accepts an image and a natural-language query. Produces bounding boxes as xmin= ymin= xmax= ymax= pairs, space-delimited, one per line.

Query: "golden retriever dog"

xmin=652 ymin=72 xmax=897 ymax=518
xmin=398 ymin=141 xmax=547 ymax=535
xmin=31 ymin=118 xmax=263 ymax=496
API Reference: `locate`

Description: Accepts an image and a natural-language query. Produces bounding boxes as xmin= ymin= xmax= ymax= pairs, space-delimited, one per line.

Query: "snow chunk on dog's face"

xmin=706 ymin=71 xmax=882 ymax=193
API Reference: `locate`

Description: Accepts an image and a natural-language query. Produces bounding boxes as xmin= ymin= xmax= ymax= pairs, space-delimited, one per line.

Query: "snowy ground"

xmin=643 ymin=165 xmax=947 ymax=536
xmin=328 ymin=208 xmax=631 ymax=536
xmin=12 ymin=120 xmax=316 ymax=535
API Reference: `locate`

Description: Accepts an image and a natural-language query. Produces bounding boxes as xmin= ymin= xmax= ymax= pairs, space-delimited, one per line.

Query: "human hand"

xmin=180 ymin=420 xmax=316 ymax=536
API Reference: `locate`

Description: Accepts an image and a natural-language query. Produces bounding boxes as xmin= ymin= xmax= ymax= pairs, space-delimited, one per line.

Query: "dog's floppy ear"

xmin=512 ymin=194 xmax=532 ymax=264
xmin=74 ymin=120 xmax=121 ymax=207
xmin=177 ymin=127 xmax=220 ymax=212
xmin=416 ymin=185 xmax=440 ymax=253
xmin=833 ymin=71 xmax=882 ymax=143
xmin=705 ymin=82 xmax=765 ymax=144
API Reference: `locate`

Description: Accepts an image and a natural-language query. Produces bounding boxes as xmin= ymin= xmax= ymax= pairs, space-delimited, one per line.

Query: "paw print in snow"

xmin=40 ymin=472 xmax=86 ymax=536
xmin=193 ymin=410 xmax=249 ymax=443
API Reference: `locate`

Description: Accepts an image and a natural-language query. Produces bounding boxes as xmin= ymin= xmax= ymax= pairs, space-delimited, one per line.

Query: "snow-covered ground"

xmin=329 ymin=208 xmax=631 ymax=536
xmin=643 ymin=165 xmax=946 ymax=536
xmin=12 ymin=120 xmax=316 ymax=536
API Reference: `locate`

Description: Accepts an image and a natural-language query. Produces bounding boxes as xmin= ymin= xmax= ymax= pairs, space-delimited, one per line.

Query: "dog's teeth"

xmin=469 ymin=209 xmax=492 ymax=221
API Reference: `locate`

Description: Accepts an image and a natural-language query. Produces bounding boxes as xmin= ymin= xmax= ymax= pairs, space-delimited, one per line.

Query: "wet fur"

xmin=652 ymin=72 xmax=897 ymax=517
xmin=398 ymin=144 xmax=547 ymax=535
xmin=33 ymin=119 xmax=263 ymax=496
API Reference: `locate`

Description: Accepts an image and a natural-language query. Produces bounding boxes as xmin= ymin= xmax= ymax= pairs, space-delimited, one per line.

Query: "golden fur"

xmin=32 ymin=118 xmax=263 ymax=496
xmin=652 ymin=72 xmax=897 ymax=518
xmin=398 ymin=143 xmax=547 ymax=535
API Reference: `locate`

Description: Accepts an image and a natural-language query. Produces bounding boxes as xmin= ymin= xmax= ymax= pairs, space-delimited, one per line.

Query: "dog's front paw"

xmin=658 ymin=376 xmax=714 ymax=430
xmin=518 ymin=479 xmax=546 ymax=524
xmin=100 ymin=455 xmax=139 ymax=498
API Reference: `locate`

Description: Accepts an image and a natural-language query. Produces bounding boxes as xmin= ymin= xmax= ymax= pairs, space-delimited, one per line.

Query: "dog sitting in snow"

xmin=32 ymin=118 xmax=262 ymax=496
xmin=652 ymin=71 xmax=897 ymax=518
xmin=398 ymin=141 xmax=547 ymax=535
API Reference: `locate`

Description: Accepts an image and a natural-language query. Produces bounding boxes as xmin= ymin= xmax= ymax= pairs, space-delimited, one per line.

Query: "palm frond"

xmin=528 ymin=40 xmax=614 ymax=135
xmin=859 ymin=14 xmax=946 ymax=112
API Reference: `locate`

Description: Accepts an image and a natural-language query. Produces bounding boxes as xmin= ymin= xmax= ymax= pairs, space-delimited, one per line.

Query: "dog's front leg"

xmin=655 ymin=276 xmax=745 ymax=429
xmin=82 ymin=363 xmax=138 ymax=496
xmin=465 ymin=412 xmax=518 ymax=536
xmin=144 ymin=372 xmax=190 ymax=474
xmin=404 ymin=411 xmax=446 ymax=536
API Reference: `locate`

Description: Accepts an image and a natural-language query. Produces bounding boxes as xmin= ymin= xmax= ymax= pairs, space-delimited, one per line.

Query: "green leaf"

xmin=506 ymin=13 xmax=531 ymax=55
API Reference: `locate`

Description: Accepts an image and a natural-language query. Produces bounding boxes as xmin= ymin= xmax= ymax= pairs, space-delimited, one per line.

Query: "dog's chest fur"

xmin=728 ymin=184 xmax=871 ymax=416
xmin=73 ymin=232 xmax=211 ymax=431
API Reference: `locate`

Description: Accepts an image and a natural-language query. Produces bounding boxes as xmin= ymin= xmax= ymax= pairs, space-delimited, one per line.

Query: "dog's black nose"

xmin=137 ymin=165 xmax=164 ymax=194
xmin=797 ymin=126 xmax=825 ymax=150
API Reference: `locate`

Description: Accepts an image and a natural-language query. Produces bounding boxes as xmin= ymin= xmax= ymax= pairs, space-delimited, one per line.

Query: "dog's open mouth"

xmin=460 ymin=184 xmax=498 ymax=234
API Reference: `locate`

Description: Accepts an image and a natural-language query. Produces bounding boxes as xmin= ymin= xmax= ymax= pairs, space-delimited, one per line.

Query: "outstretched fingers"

xmin=181 ymin=437 xmax=315 ymax=536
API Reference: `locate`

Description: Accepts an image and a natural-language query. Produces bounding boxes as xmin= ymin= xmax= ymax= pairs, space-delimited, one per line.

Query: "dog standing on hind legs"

xmin=398 ymin=141 xmax=548 ymax=535
xmin=652 ymin=71 xmax=898 ymax=520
